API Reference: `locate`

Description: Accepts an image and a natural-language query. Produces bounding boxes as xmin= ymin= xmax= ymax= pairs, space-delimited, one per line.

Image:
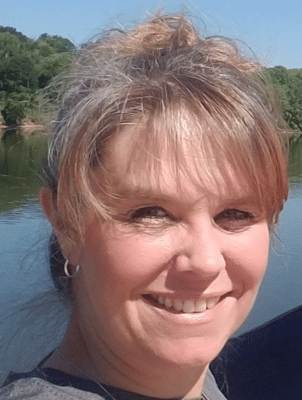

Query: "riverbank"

xmin=0 ymin=118 xmax=45 ymax=131
xmin=0 ymin=119 xmax=46 ymax=138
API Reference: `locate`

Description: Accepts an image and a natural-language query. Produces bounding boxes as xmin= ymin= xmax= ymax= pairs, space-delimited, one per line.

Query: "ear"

xmin=40 ymin=186 xmax=81 ymax=264
xmin=40 ymin=186 xmax=61 ymax=231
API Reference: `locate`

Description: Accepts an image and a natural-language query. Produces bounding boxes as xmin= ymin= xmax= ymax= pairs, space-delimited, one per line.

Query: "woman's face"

xmin=68 ymin=129 xmax=270 ymax=370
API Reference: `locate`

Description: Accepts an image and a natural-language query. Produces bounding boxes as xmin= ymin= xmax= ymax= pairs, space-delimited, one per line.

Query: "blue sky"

xmin=1 ymin=0 xmax=301 ymax=68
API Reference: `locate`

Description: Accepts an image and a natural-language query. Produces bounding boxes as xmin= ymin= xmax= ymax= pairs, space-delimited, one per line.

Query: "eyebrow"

xmin=113 ymin=180 xmax=259 ymax=209
xmin=115 ymin=184 xmax=174 ymax=202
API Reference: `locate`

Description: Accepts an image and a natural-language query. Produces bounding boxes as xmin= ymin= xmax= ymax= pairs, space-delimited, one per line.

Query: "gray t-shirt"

xmin=0 ymin=368 xmax=226 ymax=400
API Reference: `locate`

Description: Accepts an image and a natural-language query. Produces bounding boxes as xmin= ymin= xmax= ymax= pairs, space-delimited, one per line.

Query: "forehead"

xmin=100 ymin=121 xmax=252 ymax=204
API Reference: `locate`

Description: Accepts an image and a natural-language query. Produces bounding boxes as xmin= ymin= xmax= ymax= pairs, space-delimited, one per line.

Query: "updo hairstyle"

xmin=43 ymin=13 xmax=288 ymax=300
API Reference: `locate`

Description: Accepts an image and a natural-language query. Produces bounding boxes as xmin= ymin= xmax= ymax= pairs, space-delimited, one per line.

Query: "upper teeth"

xmin=152 ymin=295 xmax=220 ymax=313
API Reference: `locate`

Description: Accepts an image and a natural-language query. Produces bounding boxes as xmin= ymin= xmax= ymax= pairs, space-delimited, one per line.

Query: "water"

xmin=237 ymin=184 xmax=302 ymax=334
xmin=1 ymin=129 xmax=302 ymax=383
xmin=0 ymin=129 xmax=69 ymax=383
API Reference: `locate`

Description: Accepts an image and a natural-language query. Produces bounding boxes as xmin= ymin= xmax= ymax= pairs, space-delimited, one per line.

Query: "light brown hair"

xmin=44 ymin=13 xmax=288 ymax=241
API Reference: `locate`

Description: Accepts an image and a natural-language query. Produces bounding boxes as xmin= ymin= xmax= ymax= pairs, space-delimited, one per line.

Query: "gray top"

xmin=0 ymin=368 xmax=226 ymax=400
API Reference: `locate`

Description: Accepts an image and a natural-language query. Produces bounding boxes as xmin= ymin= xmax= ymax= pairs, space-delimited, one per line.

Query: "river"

xmin=1 ymin=129 xmax=302 ymax=383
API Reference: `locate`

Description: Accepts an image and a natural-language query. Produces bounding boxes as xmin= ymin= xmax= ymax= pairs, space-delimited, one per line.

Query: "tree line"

xmin=265 ymin=66 xmax=302 ymax=133
xmin=0 ymin=26 xmax=301 ymax=132
xmin=0 ymin=26 xmax=75 ymax=125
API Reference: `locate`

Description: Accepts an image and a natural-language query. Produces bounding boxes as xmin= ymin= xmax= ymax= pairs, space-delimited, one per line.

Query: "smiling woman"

xmin=0 ymin=12 xmax=288 ymax=400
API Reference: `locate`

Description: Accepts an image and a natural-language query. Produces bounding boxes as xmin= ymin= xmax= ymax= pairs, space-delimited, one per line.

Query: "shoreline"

xmin=0 ymin=119 xmax=46 ymax=134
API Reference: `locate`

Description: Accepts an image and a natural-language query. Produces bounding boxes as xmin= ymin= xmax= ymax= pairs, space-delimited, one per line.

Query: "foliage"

xmin=36 ymin=52 xmax=73 ymax=88
xmin=38 ymin=34 xmax=75 ymax=53
xmin=0 ymin=25 xmax=301 ymax=131
xmin=0 ymin=26 xmax=29 ymax=43
xmin=0 ymin=27 xmax=76 ymax=125
xmin=0 ymin=33 xmax=38 ymax=93
xmin=265 ymin=66 xmax=302 ymax=132
xmin=1 ymin=92 xmax=29 ymax=125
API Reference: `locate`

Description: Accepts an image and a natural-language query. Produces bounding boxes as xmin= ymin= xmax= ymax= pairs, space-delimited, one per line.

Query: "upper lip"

xmin=142 ymin=291 xmax=232 ymax=313
xmin=142 ymin=290 xmax=232 ymax=301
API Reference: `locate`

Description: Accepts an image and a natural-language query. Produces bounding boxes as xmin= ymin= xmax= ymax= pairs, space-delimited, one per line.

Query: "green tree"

xmin=33 ymin=35 xmax=75 ymax=88
xmin=0 ymin=32 xmax=38 ymax=124
xmin=0 ymin=28 xmax=75 ymax=125
xmin=0 ymin=32 xmax=38 ymax=92
xmin=38 ymin=34 xmax=75 ymax=54
xmin=0 ymin=26 xmax=29 ymax=43
xmin=35 ymin=51 xmax=73 ymax=88
xmin=1 ymin=92 xmax=28 ymax=125
xmin=265 ymin=67 xmax=302 ymax=132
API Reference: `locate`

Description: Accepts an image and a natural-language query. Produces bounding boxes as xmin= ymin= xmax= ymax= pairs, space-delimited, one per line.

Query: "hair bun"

xmin=106 ymin=14 xmax=199 ymax=57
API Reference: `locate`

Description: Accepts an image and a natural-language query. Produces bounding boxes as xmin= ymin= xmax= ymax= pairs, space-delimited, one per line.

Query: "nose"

xmin=175 ymin=219 xmax=226 ymax=279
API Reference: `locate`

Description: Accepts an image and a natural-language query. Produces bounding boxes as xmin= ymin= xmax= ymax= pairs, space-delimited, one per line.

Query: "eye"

xmin=214 ymin=208 xmax=255 ymax=232
xmin=129 ymin=206 xmax=170 ymax=222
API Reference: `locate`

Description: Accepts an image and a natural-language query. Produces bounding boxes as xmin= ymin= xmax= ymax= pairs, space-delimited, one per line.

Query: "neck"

xmin=45 ymin=317 xmax=208 ymax=399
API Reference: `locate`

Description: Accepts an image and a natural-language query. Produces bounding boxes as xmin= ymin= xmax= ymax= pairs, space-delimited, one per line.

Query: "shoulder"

xmin=231 ymin=304 xmax=302 ymax=354
xmin=211 ymin=305 xmax=302 ymax=400
xmin=203 ymin=370 xmax=227 ymax=400
xmin=0 ymin=376 xmax=106 ymax=400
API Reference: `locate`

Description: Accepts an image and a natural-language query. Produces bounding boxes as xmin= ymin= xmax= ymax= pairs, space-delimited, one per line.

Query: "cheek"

xmin=230 ymin=224 xmax=270 ymax=290
xmin=81 ymin=224 xmax=175 ymax=288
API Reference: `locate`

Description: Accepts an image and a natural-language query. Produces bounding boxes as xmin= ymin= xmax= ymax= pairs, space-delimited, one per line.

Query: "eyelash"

xmin=129 ymin=206 xmax=172 ymax=222
xmin=214 ymin=208 xmax=255 ymax=231
xmin=128 ymin=206 xmax=255 ymax=231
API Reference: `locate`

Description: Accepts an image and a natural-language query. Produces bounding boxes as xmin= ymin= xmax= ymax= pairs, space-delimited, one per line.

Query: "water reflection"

xmin=288 ymin=135 xmax=302 ymax=180
xmin=1 ymin=130 xmax=302 ymax=212
xmin=0 ymin=128 xmax=48 ymax=212
xmin=0 ymin=198 xmax=43 ymax=224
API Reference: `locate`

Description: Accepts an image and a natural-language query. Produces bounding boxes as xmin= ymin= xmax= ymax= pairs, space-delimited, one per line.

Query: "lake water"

xmin=1 ymin=129 xmax=302 ymax=383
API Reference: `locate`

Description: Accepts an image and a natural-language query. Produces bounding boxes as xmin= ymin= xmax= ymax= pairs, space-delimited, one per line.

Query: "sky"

xmin=1 ymin=0 xmax=301 ymax=69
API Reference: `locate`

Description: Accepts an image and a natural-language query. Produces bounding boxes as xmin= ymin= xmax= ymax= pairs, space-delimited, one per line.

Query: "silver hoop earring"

xmin=64 ymin=259 xmax=80 ymax=278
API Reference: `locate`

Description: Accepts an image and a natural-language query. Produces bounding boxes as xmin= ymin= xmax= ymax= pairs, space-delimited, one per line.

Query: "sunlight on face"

xmin=71 ymin=124 xmax=269 ymax=373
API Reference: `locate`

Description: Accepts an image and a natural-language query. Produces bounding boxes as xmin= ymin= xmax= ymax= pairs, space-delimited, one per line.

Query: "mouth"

xmin=142 ymin=293 xmax=229 ymax=314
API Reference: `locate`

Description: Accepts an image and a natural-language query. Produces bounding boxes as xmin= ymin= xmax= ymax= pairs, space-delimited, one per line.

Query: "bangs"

xmin=55 ymin=96 xmax=287 ymax=241
xmin=98 ymin=106 xmax=284 ymax=224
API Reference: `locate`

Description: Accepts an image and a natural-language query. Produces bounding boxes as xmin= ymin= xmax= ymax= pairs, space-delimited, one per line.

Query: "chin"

xmin=148 ymin=337 xmax=228 ymax=369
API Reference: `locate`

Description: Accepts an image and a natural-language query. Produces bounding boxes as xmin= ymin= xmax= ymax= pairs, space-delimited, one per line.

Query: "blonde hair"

xmin=44 ymin=13 xmax=288 ymax=240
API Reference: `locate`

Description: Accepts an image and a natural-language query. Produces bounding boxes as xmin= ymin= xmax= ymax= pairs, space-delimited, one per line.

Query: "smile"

xmin=142 ymin=294 xmax=223 ymax=314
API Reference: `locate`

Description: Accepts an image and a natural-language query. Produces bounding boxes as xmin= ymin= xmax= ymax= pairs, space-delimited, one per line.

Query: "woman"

xmin=0 ymin=13 xmax=287 ymax=400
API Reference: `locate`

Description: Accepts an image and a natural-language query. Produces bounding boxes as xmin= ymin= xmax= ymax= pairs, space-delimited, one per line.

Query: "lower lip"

xmin=141 ymin=295 xmax=231 ymax=326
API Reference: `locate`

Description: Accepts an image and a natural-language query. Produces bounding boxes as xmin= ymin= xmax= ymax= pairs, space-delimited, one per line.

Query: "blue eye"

xmin=214 ymin=208 xmax=255 ymax=231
